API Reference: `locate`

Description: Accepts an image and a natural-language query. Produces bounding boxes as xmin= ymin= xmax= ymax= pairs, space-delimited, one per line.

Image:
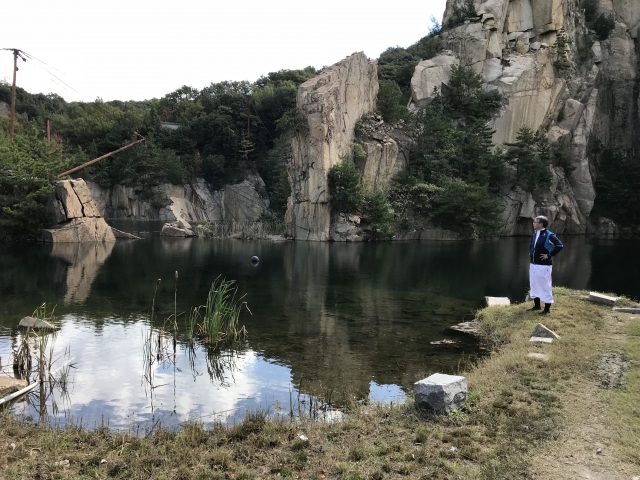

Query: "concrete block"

xmin=530 ymin=323 xmax=560 ymax=339
xmin=414 ymin=373 xmax=468 ymax=413
xmin=485 ymin=296 xmax=511 ymax=306
xmin=530 ymin=336 xmax=553 ymax=343
xmin=589 ymin=292 xmax=618 ymax=305
xmin=613 ymin=307 xmax=640 ymax=314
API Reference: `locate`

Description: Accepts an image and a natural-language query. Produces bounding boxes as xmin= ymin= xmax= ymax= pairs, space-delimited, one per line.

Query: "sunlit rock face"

xmin=42 ymin=179 xmax=116 ymax=243
xmin=411 ymin=0 xmax=640 ymax=234
xmin=286 ymin=52 xmax=378 ymax=241
xmin=86 ymin=175 xmax=269 ymax=224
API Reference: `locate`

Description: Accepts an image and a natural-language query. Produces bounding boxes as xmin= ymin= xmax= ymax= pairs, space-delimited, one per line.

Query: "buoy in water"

xmin=251 ymin=256 xmax=259 ymax=266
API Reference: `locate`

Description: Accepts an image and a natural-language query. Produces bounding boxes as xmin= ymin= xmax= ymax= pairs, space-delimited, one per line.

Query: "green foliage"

xmin=388 ymin=171 xmax=440 ymax=218
xmin=350 ymin=142 xmax=367 ymax=160
xmin=275 ymin=108 xmax=309 ymax=134
xmin=502 ymin=126 xmax=552 ymax=193
xmin=582 ymin=0 xmax=599 ymax=23
xmin=200 ymin=276 xmax=248 ymax=343
xmin=328 ymin=157 xmax=364 ymax=213
xmin=363 ymin=190 xmax=395 ymax=239
xmin=431 ymin=180 xmax=500 ymax=236
xmin=593 ymin=13 xmax=615 ymax=40
xmin=444 ymin=65 xmax=502 ymax=121
xmin=593 ymin=149 xmax=640 ymax=225
xmin=377 ymin=80 xmax=409 ymax=124
xmin=254 ymin=67 xmax=319 ymax=89
xmin=259 ymin=139 xmax=291 ymax=217
xmin=0 ymin=129 xmax=73 ymax=236
xmin=447 ymin=0 xmax=477 ymax=28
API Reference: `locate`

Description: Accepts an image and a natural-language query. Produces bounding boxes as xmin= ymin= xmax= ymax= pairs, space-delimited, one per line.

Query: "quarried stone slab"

xmin=589 ymin=292 xmax=618 ymax=305
xmin=41 ymin=218 xmax=116 ymax=243
xmin=530 ymin=323 xmax=560 ymax=339
xmin=530 ymin=336 xmax=553 ymax=343
xmin=613 ymin=307 xmax=640 ymax=314
xmin=414 ymin=373 xmax=468 ymax=413
xmin=18 ymin=316 xmax=59 ymax=329
xmin=485 ymin=297 xmax=511 ymax=306
xmin=0 ymin=376 xmax=28 ymax=398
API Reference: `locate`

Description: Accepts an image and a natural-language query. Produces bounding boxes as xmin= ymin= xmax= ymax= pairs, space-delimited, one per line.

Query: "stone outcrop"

xmin=87 ymin=175 xmax=269 ymax=225
xmin=42 ymin=179 xmax=116 ymax=243
xmin=160 ymin=220 xmax=197 ymax=237
xmin=410 ymin=0 xmax=640 ymax=235
xmin=287 ymin=52 xmax=378 ymax=241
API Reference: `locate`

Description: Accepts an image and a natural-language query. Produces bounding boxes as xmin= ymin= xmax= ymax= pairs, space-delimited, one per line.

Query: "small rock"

xmin=448 ymin=446 xmax=458 ymax=454
xmin=298 ymin=435 xmax=308 ymax=442
xmin=414 ymin=373 xmax=468 ymax=413
xmin=612 ymin=307 xmax=640 ymax=314
xmin=100 ymin=459 xmax=107 ymax=464
xmin=527 ymin=352 xmax=550 ymax=361
xmin=54 ymin=460 xmax=70 ymax=467
xmin=596 ymin=448 xmax=602 ymax=454
xmin=10 ymin=443 xmax=16 ymax=450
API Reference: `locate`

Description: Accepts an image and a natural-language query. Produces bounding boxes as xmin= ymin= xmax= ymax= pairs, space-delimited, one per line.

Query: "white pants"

xmin=529 ymin=264 xmax=553 ymax=304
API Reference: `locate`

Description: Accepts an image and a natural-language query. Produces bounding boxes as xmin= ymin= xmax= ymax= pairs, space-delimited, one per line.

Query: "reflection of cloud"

xmin=5 ymin=318 xmax=296 ymax=430
xmin=49 ymin=243 xmax=115 ymax=304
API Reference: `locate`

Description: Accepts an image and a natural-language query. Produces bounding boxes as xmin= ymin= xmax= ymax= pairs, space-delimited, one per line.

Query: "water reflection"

xmin=0 ymin=233 xmax=638 ymax=431
xmin=49 ymin=242 xmax=115 ymax=304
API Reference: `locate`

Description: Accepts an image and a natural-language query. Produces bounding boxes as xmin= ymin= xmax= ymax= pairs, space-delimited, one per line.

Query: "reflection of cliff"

xmin=49 ymin=242 xmax=115 ymax=304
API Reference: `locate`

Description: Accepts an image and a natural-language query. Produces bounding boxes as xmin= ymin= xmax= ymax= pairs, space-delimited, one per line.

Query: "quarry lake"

xmin=1 ymin=225 xmax=639 ymax=431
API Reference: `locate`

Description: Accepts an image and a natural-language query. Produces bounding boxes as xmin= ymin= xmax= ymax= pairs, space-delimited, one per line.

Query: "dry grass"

xmin=1 ymin=289 xmax=639 ymax=479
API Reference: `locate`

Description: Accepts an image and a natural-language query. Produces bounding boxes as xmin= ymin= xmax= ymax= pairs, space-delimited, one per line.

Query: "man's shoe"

xmin=538 ymin=310 xmax=549 ymax=315
xmin=527 ymin=298 xmax=541 ymax=311
xmin=539 ymin=304 xmax=551 ymax=315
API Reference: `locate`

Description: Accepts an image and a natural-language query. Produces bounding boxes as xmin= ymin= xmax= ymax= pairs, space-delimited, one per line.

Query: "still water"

xmin=0 ymin=223 xmax=638 ymax=431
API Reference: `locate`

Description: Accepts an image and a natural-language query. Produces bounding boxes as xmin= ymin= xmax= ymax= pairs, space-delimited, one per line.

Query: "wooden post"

xmin=46 ymin=118 xmax=51 ymax=143
xmin=57 ymin=134 xmax=146 ymax=178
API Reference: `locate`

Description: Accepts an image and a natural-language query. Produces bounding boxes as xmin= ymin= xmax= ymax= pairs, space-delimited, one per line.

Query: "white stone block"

xmin=588 ymin=292 xmax=618 ymax=305
xmin=414 ymin=373 xmax=468 ymax=413
xmin=485 ymin=296 xmax=511 ymax=306
xmin=530 ymin=336 xmax=553 ymax=343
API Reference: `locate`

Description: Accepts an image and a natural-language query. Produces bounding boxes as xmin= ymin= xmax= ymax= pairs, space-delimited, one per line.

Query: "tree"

xmin=503 ymin=126 xmax=552 ymax=193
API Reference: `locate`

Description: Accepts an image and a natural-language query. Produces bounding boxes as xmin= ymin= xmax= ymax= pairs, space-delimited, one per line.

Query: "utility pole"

xmin=3 ymin=48 xmax=27 ymax=139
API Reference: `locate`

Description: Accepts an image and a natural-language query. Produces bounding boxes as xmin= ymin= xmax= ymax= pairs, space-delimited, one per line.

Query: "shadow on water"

xmin=0 ymin=229 xmax=639 ymax=429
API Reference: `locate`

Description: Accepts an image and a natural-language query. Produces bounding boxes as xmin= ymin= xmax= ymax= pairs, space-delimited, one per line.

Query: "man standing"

xmin=528 ymin=215 xmax=563 ymax=315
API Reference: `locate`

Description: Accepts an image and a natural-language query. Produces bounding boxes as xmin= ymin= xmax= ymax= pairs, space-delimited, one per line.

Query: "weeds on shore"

xmin=195 ymin=215 xmax=285 ymax=239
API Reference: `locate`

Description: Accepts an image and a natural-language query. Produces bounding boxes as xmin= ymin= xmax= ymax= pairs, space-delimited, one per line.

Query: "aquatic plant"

xmin=200 ymin=276 xmax=250 ymax=344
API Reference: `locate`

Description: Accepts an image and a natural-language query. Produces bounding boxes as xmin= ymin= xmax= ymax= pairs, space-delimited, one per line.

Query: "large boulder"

xmin=410 ymin=53 xmax=460 ymax=106
xmin=287 ymin=53 xmax=378 ymax=241
xmin=41 ymin=217 xmax=116 ymax=243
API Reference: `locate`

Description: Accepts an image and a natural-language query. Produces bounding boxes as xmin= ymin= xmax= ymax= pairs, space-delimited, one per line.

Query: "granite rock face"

xmin=42 ymin=179 xmax=116 ymax=243
xmin=414 ymin=0 xmax=640 ymax=235
xmin=286 ymin=52 xmax=378 ymax=241
xmin=87 ymin=175 xmax=269 ymax=224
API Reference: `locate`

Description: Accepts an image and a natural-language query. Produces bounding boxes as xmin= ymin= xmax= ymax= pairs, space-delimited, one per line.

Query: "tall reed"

xmin=201 ymin=276 xmax=249 ymax=343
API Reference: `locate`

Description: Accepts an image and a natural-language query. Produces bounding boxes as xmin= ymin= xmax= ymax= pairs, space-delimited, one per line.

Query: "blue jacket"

xmin=529 ymin=229 xmax=563 ymax=265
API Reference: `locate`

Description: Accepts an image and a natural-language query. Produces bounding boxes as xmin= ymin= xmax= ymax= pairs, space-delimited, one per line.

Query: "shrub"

xmin=447 ymin=0 xmax=477 ymax=29
xmin=328 ymin=156 xmax=364 ymax=213
xmin=502 ymin=126 xmax=552 ymax=194
xmin=593 ymin=13 xmax=615 ymax=40
xmin=363 ymin=189 xmax=395 ymax=239
xmin=377 ymin=80 xmax=409 ymax=124
xmin=431 ymin=180 xmax=500 ymax=236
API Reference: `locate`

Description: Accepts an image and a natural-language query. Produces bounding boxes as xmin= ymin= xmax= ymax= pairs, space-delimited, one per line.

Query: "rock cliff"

xmin=42 ymin=179 xmax=116 ymax=243
xmin=86 ymin=175 xmax=270 ymax=225
xmin=286 ymin=53 xmax=379 ymax=240
xmin=413 ymin=0 xmax=640 ymax=235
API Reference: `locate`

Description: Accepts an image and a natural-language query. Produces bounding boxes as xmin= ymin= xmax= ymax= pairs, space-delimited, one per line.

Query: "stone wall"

xmin=286 ymin=53 xmax=379 ymax=241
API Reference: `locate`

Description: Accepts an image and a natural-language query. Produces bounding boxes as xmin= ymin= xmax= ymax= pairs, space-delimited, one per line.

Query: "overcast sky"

xmin=1 ymin=0 xmax=446 ymax=103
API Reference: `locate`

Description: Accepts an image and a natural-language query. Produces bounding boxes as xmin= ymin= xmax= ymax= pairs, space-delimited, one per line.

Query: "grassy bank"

xmin=1 ymin=288 xmax=639 ymax=479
